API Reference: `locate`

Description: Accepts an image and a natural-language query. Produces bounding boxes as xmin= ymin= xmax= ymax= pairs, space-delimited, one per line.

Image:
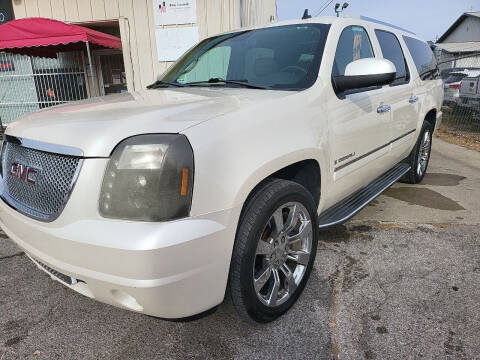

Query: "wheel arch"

xmin=424 ymin=108 xmax=437 ymax=129
xmin=235 ymin=153 xmax=324 ymax=220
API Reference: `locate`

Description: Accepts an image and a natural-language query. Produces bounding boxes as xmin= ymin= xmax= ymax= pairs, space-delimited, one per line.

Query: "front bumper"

xmin=0 ymin=163 xmax=241 ymax=318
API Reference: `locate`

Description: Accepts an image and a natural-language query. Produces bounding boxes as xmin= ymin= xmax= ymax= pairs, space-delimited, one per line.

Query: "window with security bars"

xmin=0 ymin=51 xmax=89 ymax=127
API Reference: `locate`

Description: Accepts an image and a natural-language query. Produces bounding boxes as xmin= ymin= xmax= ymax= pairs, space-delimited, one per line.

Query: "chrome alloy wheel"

xmin=417 ymin=130 xmax=431 ymax=177
xmin=253 ymin=202 xmax=313 ymax=307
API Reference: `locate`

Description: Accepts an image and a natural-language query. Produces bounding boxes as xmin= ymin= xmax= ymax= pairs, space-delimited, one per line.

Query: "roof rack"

xmin=345 ymin=15 xmax=416 ymax=35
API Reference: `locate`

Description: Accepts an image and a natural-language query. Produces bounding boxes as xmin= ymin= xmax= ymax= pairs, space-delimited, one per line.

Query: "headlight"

xmin=99 ymin=134 xmax=194 ymax=222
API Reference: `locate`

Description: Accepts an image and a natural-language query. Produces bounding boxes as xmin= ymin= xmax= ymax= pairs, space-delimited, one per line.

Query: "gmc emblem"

xmin=9 ymin=162 xmax=39 ymax=184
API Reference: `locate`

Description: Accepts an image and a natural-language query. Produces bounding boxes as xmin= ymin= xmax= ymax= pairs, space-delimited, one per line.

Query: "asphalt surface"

xmin=1 ymin=138 xmax=479 ymax=360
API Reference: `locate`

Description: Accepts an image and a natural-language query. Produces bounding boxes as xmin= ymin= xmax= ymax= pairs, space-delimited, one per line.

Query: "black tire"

xmin=228 ymin=179 xmax=318 ymax=323
xmin=401 ymin=120 xmax=433 ymax=184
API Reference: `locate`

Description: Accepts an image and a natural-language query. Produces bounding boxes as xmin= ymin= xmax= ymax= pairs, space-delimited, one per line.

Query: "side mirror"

xmin=334 ymin=58 xmax=396 ymax=92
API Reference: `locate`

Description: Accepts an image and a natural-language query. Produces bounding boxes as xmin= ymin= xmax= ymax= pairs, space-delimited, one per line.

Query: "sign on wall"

xmin=153 ymin=0 xmax=197 ymax=25
xmin=0 ymin=0 xmax=15 ymax=25
xmin=155 ymin=27 xmax=199 ymax=61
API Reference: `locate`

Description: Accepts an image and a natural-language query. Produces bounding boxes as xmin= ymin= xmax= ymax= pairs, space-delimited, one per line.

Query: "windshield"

xmin=157 ymin=24 xmax=330 ymax=91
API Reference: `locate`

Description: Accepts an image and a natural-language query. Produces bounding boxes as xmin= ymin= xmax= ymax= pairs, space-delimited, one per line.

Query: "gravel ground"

xmin=1 ymin=139 xmax=479 ymax=360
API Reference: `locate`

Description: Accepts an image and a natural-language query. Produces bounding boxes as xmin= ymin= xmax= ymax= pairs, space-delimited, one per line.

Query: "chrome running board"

xmin=318 ymin=163 xmax=411 ymax=228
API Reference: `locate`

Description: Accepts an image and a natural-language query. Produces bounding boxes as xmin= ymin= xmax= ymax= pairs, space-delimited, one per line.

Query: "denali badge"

xmin=9 ymin=162 xmax=40 ymax=184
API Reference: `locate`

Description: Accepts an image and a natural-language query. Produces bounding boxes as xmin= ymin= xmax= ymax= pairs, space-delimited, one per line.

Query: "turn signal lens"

xmin=181 ymin=168 xmax=189 ymax=196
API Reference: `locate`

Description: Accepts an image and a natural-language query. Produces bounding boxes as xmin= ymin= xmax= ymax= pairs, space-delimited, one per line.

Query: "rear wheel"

xmin=401 ymin=121 xmax=433 ymax=184
xmin=229 ymin=179 xmax=318 ymax=323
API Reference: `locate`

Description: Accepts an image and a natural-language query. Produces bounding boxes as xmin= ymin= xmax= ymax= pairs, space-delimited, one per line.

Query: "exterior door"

xmin=326 ymin=25 xmax=393 ymax=203
xmin=95 ymin=50 xmax=127 ymax=96
xmin=373 ymin=29 xmax=417 ymax=162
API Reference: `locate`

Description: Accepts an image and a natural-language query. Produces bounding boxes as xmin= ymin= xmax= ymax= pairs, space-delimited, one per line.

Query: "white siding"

xmin=240 ymin=0 xmax=277 ymax=27
xmin=13 ymin=0 xmax=277 ymax=91
xmin=443 ymin=16 xmax=480 ymax=43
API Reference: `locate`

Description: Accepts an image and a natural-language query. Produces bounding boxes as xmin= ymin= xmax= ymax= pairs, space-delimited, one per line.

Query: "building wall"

xmin=12 ymin=0 xmax=277 ymax=92
xmin=240 ymin=0 xmax=277 ymax=27
xmin=443 ymin=16 xmax=480 ymax=43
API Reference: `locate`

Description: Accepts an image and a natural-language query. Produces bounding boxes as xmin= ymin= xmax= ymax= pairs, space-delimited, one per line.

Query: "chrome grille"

xmin=1 ymin=140 xmax=82 ymax=221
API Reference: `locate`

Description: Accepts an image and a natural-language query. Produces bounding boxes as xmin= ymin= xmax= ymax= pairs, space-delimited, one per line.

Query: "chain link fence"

xmin=434 ymin=45 xmax=480 ymax=138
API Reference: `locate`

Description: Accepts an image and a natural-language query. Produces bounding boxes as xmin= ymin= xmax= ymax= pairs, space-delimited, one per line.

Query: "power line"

xmin=313 ymin=0 xmax=332 ymax=15
xmin=314 ymin=0 xmax=336 ymax=17
xmin=314 ymin=0 xmax=334 ymax=16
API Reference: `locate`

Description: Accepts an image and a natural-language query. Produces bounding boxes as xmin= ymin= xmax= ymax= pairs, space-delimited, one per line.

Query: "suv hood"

xmin=6 ymin=88 xmax=291 ymax=157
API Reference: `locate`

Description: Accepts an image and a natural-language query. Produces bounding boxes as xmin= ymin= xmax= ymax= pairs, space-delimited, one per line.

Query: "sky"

xmin=277 ymin=0 xmax=479 ymax=42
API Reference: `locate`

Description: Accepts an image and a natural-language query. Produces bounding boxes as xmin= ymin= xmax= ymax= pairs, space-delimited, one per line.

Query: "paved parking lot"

xmin=1 ymin=138 xmax=479 ymax=360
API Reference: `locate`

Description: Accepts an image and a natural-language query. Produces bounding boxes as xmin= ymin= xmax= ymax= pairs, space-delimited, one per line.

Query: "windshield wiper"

xmin=184 ymin=78 xmax=270 ymax=90
xmin=147 ymin=80 xmax=188 ymax=89
xmin=149 ymin=78 xmax=270 ymax=90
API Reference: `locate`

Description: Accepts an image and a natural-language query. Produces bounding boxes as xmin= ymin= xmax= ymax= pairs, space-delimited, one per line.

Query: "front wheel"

xmin=401 ymin=121 xmax=433 ymax=184
xmin=229 ymin=179 xmax=318 ymax=323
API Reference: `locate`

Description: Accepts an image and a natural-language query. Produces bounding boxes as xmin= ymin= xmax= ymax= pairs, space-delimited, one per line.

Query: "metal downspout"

xmin=86 ymin=41 xmax=97 ymax=97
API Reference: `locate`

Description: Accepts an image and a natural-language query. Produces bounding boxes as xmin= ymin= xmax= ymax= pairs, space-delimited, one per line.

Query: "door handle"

xmin=409 ymin=96 xmax=419 ymax=104
xmin=377 ymin=105 xmax=391 ymax=113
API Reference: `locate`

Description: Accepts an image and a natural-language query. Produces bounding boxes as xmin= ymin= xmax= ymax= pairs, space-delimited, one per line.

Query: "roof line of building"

xmin=434 ymin=41 xmax=480 ymax=54
xmin=437 ymin=11 xmax=480 ymax=43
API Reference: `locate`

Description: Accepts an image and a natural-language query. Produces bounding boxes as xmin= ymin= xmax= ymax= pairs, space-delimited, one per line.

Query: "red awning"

xmin=0 ymin=17 xmax=122 ymax=58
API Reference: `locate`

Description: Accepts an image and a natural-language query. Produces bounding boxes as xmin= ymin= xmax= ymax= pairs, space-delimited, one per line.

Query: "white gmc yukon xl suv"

xmin=0 ymin=16 xmax=442 ymax=323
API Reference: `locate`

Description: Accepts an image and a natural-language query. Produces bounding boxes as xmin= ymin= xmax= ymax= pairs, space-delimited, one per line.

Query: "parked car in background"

xmin=443 ymin=69 xmax=480 ymax=107
xmin=0 ymin=15 xmax=443 ymax=323
xmin=459 ymin=75 xmax=480 ymax=109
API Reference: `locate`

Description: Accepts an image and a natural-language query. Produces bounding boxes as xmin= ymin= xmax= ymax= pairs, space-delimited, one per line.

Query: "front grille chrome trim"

xmin=1 ymin=159 xmax=83 ymax=222
xmin=3 ymin=135 xmax=84 ymax=157
xmin=0 ymin=139 xmax=84 ymax=223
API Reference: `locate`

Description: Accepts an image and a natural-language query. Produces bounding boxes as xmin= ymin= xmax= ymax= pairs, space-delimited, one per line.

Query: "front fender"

xmin=183 ymin=91 xmax=329 ymax=218
xmin=232 ymin=148 xmax=327 ymax=211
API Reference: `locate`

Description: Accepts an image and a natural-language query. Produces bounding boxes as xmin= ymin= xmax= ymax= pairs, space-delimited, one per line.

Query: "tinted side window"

xmin=333 ymin=26 xmax=374 ymax=76
xmin=375 ymin=30 xmax=409 ymax=84
xmin=403 ymin=36 xmax=438 ymax=80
